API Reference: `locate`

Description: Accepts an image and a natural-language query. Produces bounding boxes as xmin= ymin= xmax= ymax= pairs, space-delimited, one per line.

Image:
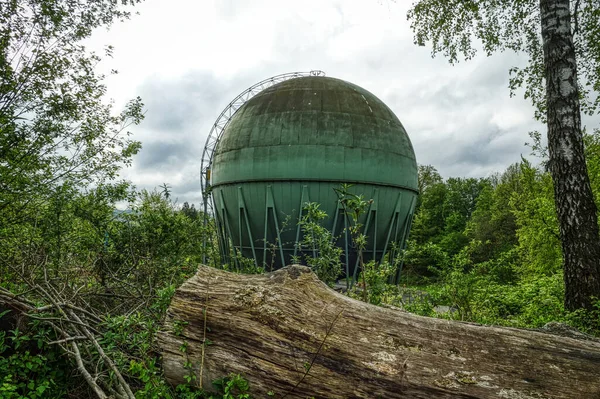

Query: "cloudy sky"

xmin=87 ymin=0 xmax=595 ymax=206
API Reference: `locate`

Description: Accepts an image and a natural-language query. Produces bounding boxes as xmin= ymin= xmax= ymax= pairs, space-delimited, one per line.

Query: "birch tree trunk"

xmin=539 ymin=0 xmax=600 ymax=311
xmin=158 ymin=265 xmax=600 ymax=399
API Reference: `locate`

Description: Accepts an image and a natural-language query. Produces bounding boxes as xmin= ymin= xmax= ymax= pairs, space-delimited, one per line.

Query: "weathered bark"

xmin=158 ymin=265 xmax=600 ymax=399
xmin=540 ymin=0 xmax=600 ymax=311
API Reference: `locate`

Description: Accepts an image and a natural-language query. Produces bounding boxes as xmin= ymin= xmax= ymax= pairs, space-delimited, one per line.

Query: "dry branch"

xmin=158 ymin=265 xmax=600 ymax=399
xmin=0 ymin=278 xmax=135 ymax=399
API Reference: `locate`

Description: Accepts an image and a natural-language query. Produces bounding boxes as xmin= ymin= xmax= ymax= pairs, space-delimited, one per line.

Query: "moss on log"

xmin=157 ymin=265 xmax=600 ymax=398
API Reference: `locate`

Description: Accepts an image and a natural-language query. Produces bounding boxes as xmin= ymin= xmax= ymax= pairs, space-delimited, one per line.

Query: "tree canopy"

xmin=0 ymin=0 xmax=144 ymax=223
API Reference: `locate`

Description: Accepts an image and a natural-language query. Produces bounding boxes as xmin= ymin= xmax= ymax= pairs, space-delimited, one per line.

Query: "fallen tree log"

xmin=158 ymin=265 xmax=600 ymax=398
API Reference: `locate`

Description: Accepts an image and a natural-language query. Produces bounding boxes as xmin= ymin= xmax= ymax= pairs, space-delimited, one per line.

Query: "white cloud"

xmin=85 ymin=0 xmax=577 ymax=203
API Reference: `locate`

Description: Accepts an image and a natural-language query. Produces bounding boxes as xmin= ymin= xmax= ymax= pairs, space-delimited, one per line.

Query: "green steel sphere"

xmin=212 ymin=76 xmax=417 ymax=190
xmin=210 ymin=76 xmax=418 ymax=277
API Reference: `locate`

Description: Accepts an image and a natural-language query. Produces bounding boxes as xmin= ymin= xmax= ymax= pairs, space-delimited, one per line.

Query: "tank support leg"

xmin=219 ymin=190 xmax=239 ymax=270
xmin=352 ymin=188 xmax=379 ymax=284
xmin=293 ymin=185 xmax=310 ymax=260
xmin=382 ymin=193 xmax=403 ymax=266
xmin=212 ymin=194 xmax=227 ymax=267
xmin=394 ymin=197 xmax=416 ymax=284
xmin=263 ymin=186 xmax=286 ymax=268
xmin=237 ymin=187 xmax=258 ymax=268
xmin=344 ymin=212 xmax=350 ymax=289
xmin=330 ymin=199 xmax=348 ymax=286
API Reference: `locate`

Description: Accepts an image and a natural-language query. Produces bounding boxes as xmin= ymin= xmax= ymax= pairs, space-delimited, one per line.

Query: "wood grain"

xmin=158 ymin=265 xmax=600 ymax=398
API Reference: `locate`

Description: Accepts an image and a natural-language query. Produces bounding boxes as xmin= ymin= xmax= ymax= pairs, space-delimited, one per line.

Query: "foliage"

xmin=350 ymin=260 xmax=396 ymax=305
xmin=349 ymin=165 xmax=583 ymax=330
xmin=386 ymin=134 xmax=600 ymax=334
xmin=297 ymin=202 xmax=343 ymax=285
xmin=401 ymin=240 xmax=450 ymax=281
xmin=210 ymin=374 xmax=251 ymax=399
xmin=564 ymin=298 xmax=600 ymax=337
xmin=0 ymin=186 xmax=224 ymax=398
xmin=0 ymin=290 xmax=255 ymax=399
xmin=0 ymin=0 xmax=144 ymax=226
xmin=584 ymin=128 xmax=600 ymax=202
xmin=410 ymin=173 xmax=489 ymax=257
xmin=511 ymin=161 xmax=562 ymax=275
xmin=466 ymin=164 xmax=520 ymax=263
xmin=0 ymin=0 xmax=260 ymax=397
xmin=3 ymin=150 xmax=600 ymax=399
xmin=334 ymin=184 xmax=371 ymax=298
xmin=0 ymin=318 xmax=70 ymax=398
xmin=111 ymin=189 xmax=210 ymax=289
xmin=417 ymin=164 xmax=443 ymax=199
xmin=223 ymin=252 xmax=265 ymax=275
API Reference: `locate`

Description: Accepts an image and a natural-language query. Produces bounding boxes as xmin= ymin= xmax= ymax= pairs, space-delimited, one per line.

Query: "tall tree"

xmin=417 ymin=164 xmax=443 ymax=195
xmin=0 ymin=0 xmax=143 ymax=224
xmin=408 ymin=0 xmax=600 ymax=310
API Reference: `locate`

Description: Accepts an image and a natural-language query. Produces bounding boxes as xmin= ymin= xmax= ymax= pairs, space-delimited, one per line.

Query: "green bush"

xmin=0 ymin=315 xmax=70 ymax=398
xmin=297 ymin=202 xmax=343 ymax=286
xmin=564 ymin=298 xmax=600 ymax=336
xmin=401 ymin=240 xmax=451 ymax=282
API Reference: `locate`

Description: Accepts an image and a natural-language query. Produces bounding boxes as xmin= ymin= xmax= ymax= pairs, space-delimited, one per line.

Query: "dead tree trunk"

xmin=158 ymin=265 xmax=600 ymax=399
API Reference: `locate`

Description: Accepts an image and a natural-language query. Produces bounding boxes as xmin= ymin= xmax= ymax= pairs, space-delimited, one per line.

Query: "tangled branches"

xmin=0 ymin=276 xmax=136 ymax=399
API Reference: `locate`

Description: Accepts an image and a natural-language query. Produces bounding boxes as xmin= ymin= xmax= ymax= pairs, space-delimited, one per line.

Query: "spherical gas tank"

xmin=210 ymin=76 xmax=418 ymax=280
